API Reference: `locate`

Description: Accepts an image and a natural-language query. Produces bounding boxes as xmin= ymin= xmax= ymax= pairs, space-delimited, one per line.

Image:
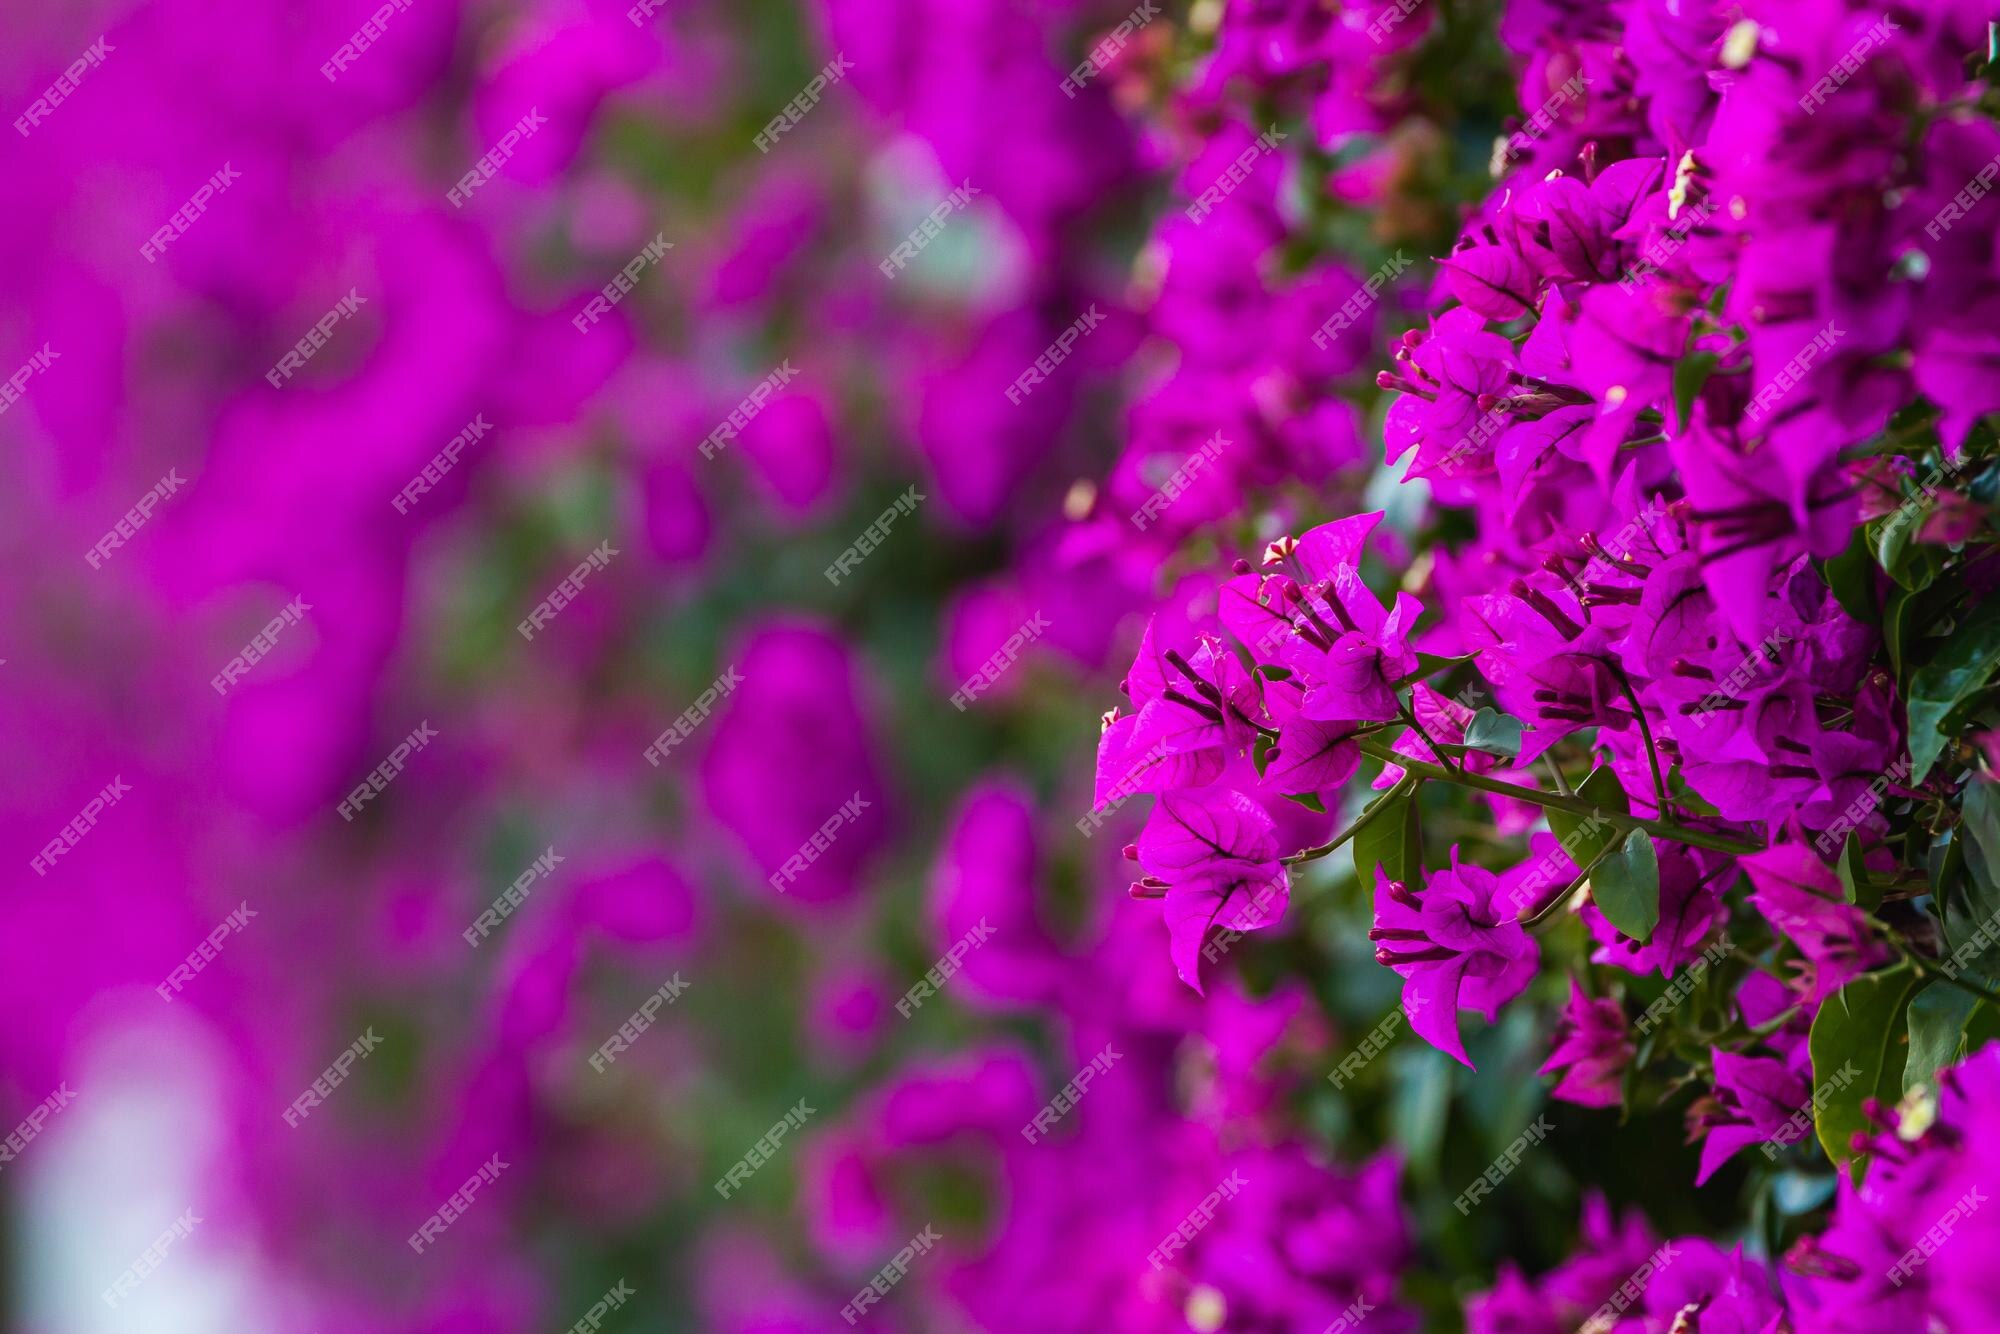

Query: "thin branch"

xmin=1354 ymin=738 xmax=1762 ymax=857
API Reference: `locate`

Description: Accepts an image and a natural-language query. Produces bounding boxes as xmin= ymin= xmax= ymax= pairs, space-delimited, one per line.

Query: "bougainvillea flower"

xmin=1134 ymin=790 xmax=1290 ymax=991
xmin=1538 ymin=977 xmax=1632 ymax=1108
xmin=1690 ymin=1050 xmax=1811 ymax=1185
xmin=1740 ymin=844 xmax=1893 ymax=1004
xmin=1371 ymin=849 xmax=1540 ymax=1067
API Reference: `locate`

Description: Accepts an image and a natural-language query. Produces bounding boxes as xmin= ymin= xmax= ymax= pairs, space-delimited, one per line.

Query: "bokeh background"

xmin=2 ymin=0 xmax=1752 ymax=1329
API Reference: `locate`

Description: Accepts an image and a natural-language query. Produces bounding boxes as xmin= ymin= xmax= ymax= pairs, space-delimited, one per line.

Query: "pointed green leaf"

xmin=1463 ymin=707 xmax=1525 ymax=759
xmin=1907 ymin=599 xmax=2000 ymax=781
xmin=1354 ymin=786 xmax=1420 ymax=892
xmin=1905 ymin=982 xmax=2000 ymax=1094
xmin=1808 ymin=965 xmax=1922 ymax=1170
xmin=1820 ymin=527 xmax=1878 ymax=624
xmin=1593 ymin=830 xmax=1660 ymax=943
xmin=1546 ymin=767 xmax=1629 ymax=869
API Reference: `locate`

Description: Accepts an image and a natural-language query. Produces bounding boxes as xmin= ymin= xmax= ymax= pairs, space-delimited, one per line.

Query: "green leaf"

xmin=1835 ymin=831 xmax=1879 ymax=910
xmin=1354 ymin=786 xmax=1421 ymax=892
xmin=1958 ymin=780 xmax=2000 ymax=904
xmin=1820 ymin=527 xmax=1878 ymax=625
xmin=1940 ymin=795 xmax=2000 ymax=975
xmin=1807 ymin=965 xmax=1922 ymax=1171
xmin=1283 ymin=791 xmax=1328 ymax=814
xmin=1884 ymin=585 xmax=1915 ymax=684
xmin=1593 ymin=830 xmax=1661 ymax=943
xmin=1907 ymin=598 xmax=2000 ymax=782
xmin=1462 ymin=707 xmax=1525 ymax=759
xmin=1905 ymin=982 xmax=2000 ymax=1094
xmin=1546 ymin=767 xmax=1629 ymax=869
xmin=1672 ymin=350 xmax=1720 ymax=427
xmin=1874 ymin=507 xmax=1940 ymax=592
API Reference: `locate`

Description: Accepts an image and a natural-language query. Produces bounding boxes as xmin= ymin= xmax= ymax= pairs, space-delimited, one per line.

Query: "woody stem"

xmin=1282 ymin=775 xmax=1417 ymax=866
xmin=1355 ymin=739 xmax=1762 ymax=857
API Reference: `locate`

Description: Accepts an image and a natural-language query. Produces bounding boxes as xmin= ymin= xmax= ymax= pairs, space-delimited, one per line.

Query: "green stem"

xmin=1282 ymin=776 xmax=1415 ymax=866
xmin=1886 ymin=935 xmax=2000 ymax=1007
xmin=1354 ymin=738 xmax=1763 ymax=857
xmin=1522 ymin=836 xmax=1621 ymax=926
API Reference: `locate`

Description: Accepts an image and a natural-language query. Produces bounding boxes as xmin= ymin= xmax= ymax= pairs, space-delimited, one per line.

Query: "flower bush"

xmin=8 ymin=0 xmax=2000 ymax=1327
